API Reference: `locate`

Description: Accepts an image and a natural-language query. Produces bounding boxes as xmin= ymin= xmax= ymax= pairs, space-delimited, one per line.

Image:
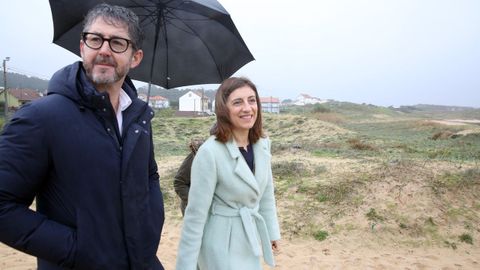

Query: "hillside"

xmin=148 ymin=106 xmax=479 ymax=268
xmin=0 ymin=72 xmax=48 ymax=91
xmin=153 ymin=105 xmax=479 ymax=253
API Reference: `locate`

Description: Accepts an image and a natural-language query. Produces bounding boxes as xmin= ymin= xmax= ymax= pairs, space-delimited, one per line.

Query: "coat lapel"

xmin=226 ymin=140 xmax=260 ymax=195
xmin=253 ymin=138 xmax=271 ymax=192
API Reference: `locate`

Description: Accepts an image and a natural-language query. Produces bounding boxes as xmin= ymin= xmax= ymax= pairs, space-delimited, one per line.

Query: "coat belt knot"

xmin=211 ymin=203 xmax=275 ymax=266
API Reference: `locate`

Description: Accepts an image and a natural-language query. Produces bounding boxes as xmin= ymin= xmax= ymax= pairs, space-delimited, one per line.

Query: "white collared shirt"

xmin=116 ymin=89 xmax=132 ymax=136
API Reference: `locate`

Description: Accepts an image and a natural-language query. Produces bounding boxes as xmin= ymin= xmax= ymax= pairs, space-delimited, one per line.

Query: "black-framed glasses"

xmin=82 ymin=32 xmax=132 ymax=53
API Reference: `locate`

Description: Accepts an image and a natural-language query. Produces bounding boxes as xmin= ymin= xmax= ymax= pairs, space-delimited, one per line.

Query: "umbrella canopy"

xmin=49 ymin=0 xmax=254 ymax=89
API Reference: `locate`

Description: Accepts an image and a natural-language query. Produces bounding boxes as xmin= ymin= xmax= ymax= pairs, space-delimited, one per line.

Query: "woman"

xmin=176 ymin=77 xmax=280 ymax=270
xmin=173 ymin=138 xmax=204 ymax=216
xmin=174 ymin=124 xmax=217 ymax=216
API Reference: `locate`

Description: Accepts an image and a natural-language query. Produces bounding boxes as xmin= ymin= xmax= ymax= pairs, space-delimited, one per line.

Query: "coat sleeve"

xmin=173 ymin=152 xmax=194 ymax=202
xmin=148 ymin=122 xmax=164 ymax=234
xmin=176 ymin=144 xmax=217 ymax=270
xmin=258 ymin=138 xmax=281 ymax=241
xmin=0 ymin=104 xmax=76 ymax=268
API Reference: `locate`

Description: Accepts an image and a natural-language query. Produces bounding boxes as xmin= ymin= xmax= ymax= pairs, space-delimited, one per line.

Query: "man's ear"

xmin=80 ymin=40 xmax=85 ymax=58
xmin=130 ymin=49 xmax=143 ymax=69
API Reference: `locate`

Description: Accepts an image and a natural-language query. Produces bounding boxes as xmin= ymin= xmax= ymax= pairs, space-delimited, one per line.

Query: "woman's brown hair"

xmin=214 ymin=77 xmax=264 ymax=143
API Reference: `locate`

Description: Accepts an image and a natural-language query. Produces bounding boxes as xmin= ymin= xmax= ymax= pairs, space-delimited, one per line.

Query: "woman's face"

xmin=226 ymin=86 xmax=258 ymax=133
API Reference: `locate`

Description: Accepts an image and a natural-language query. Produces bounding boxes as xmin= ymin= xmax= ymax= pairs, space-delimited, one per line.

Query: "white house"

xmin=137 ymin=93 xmax=169 ymax=109
xmin=293 ymin=93 xmax=326 ymax=105
xmin=149 ymin=95 xmax=169 ymax=109
xmin=179 ymin=90 xmax=209 ymax=113
xmin=260 ymin=96 xmax=280 ymax=113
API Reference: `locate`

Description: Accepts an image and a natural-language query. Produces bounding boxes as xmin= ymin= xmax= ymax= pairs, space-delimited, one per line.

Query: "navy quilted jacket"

xmin=0 ymin=62 xmax=165 ymax=269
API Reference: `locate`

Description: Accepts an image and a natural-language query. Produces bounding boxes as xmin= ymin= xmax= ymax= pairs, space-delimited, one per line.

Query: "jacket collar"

xmin=48 ymin=61 xmax=140 ymax=112
xmin=226 ymin=138 xmax=270 ymax=195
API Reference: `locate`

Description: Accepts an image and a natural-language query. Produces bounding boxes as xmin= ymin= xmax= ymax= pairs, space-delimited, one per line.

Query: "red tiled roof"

xmin=8 ymin=88 xmax=41 ymax=101
xmin=260 ymin=97 xmax=280 ymax=103
xmin=149 ymin=95 xmax=167 ymax=101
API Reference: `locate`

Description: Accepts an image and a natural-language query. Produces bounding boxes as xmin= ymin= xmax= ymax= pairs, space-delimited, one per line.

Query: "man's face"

xmin=80 ymin=17 xmax=143 ymax=88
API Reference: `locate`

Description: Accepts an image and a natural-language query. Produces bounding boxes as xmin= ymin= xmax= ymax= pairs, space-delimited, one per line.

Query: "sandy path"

xmin=1 ymin=220 xmax=479 ymax=270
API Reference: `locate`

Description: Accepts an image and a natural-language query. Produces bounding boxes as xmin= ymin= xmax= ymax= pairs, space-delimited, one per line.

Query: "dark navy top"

xmin=239 ymin=143 xmax=254 ymax=173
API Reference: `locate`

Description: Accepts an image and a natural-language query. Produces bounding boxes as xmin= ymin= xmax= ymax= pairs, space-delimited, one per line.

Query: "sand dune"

xmin=1 ymin=220 xmax=479 ymax=270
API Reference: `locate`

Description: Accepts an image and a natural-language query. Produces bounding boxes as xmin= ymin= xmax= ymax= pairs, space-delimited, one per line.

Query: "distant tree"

xmin=312 ymin=104 xmax=331 ymax=113
xmin=169 ymin=100 xmax=179 ymax=109
xmin=0 ymin=72 xmax=48 ymax=91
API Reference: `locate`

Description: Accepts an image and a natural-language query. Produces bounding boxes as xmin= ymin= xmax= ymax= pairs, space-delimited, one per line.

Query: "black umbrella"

xmin=48 ymin=0 xmax=254 ymax=92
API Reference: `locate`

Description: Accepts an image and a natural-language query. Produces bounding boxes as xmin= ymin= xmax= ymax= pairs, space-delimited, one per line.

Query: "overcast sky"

xmin=1 ymin=0 xmax=479 ymax=107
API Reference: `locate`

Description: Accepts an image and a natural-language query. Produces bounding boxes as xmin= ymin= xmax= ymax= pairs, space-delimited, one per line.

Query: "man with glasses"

xmin=0 ymin=3 xmax=165 ymax=270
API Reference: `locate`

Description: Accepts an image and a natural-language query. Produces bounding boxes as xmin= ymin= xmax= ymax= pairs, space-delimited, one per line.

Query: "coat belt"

xmin=211 ymin=203 xmax=275 ymax=266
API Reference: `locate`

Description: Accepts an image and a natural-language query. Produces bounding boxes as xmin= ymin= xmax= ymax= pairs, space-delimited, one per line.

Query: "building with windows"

xmin=260 ymin=96 xmax=280 ymax=113
xmin=179 ymin=90 xmax=209 ymax=113
xmin=138 ymin=93 xmax=170 ymax=109
xmin=293 ymin=93 xmax=326 ymax=105
xmin=5 ymin=88 xmax=42 ymax=109
xmin=148 ymin=95 xmax=169 ymax=109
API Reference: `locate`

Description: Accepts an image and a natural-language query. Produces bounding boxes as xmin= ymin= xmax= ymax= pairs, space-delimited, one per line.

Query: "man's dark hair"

xmin=82 ymin=3 xmax=144 ymax=50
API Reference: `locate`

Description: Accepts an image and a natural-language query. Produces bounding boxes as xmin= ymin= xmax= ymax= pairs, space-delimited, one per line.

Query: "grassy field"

xmin=154 ymin=103 xmax=480 ymax=250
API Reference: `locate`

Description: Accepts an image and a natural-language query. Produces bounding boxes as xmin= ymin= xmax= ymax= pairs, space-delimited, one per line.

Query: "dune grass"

xmin=152 ymin=106 xmax=480 ymax=247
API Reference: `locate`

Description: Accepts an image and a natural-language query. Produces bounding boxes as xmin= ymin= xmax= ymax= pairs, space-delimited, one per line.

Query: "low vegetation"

xmin=154 ymin=103 xmax=480 ymax=248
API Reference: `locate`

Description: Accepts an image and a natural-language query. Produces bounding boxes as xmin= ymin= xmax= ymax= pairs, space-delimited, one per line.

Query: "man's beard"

xmin=85 ymin=55 xmax=129 ymax=85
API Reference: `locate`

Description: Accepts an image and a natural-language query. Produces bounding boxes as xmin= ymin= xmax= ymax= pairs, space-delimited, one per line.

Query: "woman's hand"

xmin=271 ymin=240 xmax=280 ymax=254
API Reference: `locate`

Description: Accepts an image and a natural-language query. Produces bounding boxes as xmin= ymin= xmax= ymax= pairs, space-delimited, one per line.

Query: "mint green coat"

xmin=175 ymin=136 xmax=281 ymax=270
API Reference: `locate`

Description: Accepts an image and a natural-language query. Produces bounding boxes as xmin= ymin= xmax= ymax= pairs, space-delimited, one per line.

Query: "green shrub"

xmin=315 ymin=182 xmax=354 ymax=204
xmin=459 ymin=233 xmax=473 ymax=245
xmin=366 ymin=208 xmax=385 ymax=222
xmin=313 ymin=230 xmax=329 ymax=241
xmin=312 ymin=104 xmax=331 ymax=113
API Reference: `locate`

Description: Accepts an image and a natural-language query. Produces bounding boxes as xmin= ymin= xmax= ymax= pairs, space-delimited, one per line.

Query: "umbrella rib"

xmin=150 ymin=5 xmax=169 ymax=89
xmin=160 ymin=9 xmax=170 ymax=89
xmin=127 ymin=2 xmax=172 ymax=89
xmin=141 ymin=5 xmax=225 ymax=85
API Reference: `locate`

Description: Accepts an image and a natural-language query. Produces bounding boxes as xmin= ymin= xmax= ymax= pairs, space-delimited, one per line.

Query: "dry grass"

xmin=431 ymin=130 xmax=455 ymax=140
xmin=313 ymin=112 xmax=345 ymax=124
xmin=154 ymin=109 xmax=480 ymax=249
xmin=269 ymin=148 xmax=480 ymax=248
xmin=346 ymin=138 xmax=377 ymax=151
